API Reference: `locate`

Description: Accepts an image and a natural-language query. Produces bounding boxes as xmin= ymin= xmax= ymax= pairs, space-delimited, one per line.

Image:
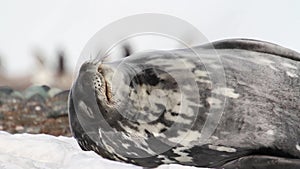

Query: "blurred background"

xmin=0 ymin=0 xmax=299 ymax=136
xmin=0 ymin=0 xmax=300 ymax=89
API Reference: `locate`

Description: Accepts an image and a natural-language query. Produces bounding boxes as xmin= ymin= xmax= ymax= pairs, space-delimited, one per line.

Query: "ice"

xmin=0 ymin=131 xmax=207 ymax=169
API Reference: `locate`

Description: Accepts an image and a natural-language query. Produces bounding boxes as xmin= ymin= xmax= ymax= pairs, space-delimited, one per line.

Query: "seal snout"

xmin=77 ymin=61 xmax=114 ymax=105
xmin=95 ymin=63 xmax=117 ymax=105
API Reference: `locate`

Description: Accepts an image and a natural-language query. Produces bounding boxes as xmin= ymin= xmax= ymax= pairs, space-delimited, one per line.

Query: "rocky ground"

xmin=0 ymin=86 xmax=71 ymax=136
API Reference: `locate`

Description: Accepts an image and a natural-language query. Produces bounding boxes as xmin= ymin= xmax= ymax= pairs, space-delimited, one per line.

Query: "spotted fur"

xmin=69 ymin=39 xmax=300 ymax=169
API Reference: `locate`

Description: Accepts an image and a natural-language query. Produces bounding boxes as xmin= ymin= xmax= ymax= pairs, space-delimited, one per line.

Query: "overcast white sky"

xmin=0 ymin=0 xmax=299 ymax=76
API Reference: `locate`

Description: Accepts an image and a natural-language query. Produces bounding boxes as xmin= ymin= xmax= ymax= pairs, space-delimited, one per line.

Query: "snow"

xmin=0 ymin=131 xmax=206 ymax=169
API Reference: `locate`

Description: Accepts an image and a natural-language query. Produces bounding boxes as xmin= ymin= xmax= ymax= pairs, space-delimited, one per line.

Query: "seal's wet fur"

xmin=69 ymin=39 xmax=300 ymax=169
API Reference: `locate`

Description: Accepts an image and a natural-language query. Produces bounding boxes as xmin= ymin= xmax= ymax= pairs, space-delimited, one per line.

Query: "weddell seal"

xmin=68 ymin=39 xmax=300 ymax=169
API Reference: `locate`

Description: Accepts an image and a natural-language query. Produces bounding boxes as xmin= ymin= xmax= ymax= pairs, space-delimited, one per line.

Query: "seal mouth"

xmin=97 ymin=66 xmax=113 ymax=104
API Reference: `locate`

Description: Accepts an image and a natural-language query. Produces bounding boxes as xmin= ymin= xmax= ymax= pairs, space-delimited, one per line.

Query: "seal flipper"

xmin=219 ymin=155 xmax=300 ymax=169
xmin=200 ymin=38 xmax=300 ymax=61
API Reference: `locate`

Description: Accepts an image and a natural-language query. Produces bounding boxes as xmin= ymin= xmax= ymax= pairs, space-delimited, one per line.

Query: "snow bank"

xmin=0 ymin=132 xmax=205 ymax=169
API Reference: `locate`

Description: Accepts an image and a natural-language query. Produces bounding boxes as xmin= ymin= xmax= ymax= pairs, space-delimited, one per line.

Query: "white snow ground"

xmin=0 ymin=131 xmax=207 ymax=169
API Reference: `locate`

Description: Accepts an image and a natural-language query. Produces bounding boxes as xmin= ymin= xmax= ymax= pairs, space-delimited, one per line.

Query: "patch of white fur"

xmin=183 ymin=61 xmax=197 ymax=69
xmin=208 ymin=145 xmax=237 ymax=153
xmin=139 ymin=122 xmax=167 ymax=137
xmin=178 ymin=100 xmax=203 ymax=118
xmin=128 ymin=84 xmax=181 ymax=123
xmin=115 ymin=153 xmax=128 ymax=161
xmin=196 ymin=78 xmax=212 ymax=84
xmin=194 ymin=70 xmax=209 ymax=77
xmin=185 ymin=107 xmax=198 ymax=117
xmin=212 ymin=87 xmax=240 ymax=99
xmin=173 ymin=147 xmax=193 ymax=162
xmin=116 ymin=122 xmax=158 ymax=156
xmin=127 ymin=152 xmax=139 ymax=156
xmin=268 ymin=65 xmax=279 ymax=71
xmin=266 ymin=130 xmax=274 ymax=135
xmin=296 ymin=144 xmax=300 ymax=151
xmin=78 ymin=100 xmax=94 ymax=118
xmin=252 ymin=58 xmax=275 ymax=66
xmin=102 ymin=144 xmax=120 ymax=160
xmin=158 ymin=155 xmax=174 ymax=164
xmin=122 ymin=143 xmax=130 ymax=149
xmin=206 ymin=97 xmax=222 ymax=108
xmin=286 ymin=71 xmax=298 ymax=78
xmin=173 ymin=116 xmax=193 ymax=125
xmin=281 ymin=62 xmax=298 ymax=70
xmin=169 ymin=130 xmax=202 ymax=147
xmin=211 ymin=136 xmax=219 ymax=140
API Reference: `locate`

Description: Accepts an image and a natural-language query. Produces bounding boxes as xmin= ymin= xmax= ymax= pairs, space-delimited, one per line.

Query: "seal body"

xmin=69 ymin=39 xmax=300 ymax=169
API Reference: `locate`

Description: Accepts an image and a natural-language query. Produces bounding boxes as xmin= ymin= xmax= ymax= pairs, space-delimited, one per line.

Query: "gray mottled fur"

xmin=69 ymin=39 xmax=300 ymax=169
